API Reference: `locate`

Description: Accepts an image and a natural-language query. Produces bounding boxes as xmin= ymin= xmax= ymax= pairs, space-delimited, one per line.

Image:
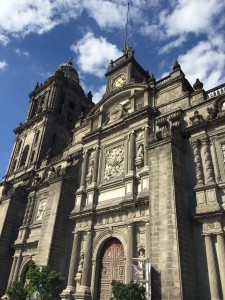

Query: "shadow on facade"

xmin=151 ymin=266 xmax=161 ymax=300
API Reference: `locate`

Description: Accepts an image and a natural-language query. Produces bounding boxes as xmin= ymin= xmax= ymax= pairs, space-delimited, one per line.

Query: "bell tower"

xmin=5 ymin=59 xmax=94 ymax=179
xmin=105 ymin=47 xmax=149 ymax=95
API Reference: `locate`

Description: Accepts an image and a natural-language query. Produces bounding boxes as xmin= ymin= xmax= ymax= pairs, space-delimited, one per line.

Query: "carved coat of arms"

xmin=104 ymin=144 xmax=124 ymax=180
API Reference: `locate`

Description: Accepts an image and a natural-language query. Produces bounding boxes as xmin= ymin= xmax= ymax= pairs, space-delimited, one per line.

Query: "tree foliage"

xmin=26 ymin=261 xmax=64 ymax=300
xmin=6 ymin=281 xmax=28 ymax=300
xmin=111 ymin=280 xmax=146 ymax=300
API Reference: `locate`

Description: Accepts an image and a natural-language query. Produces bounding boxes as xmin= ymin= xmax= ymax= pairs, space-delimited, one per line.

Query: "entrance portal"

xmin=98 ymin=238 xmax=125 ymax=300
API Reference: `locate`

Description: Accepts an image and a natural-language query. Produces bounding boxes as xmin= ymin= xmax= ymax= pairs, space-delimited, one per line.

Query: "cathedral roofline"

xmin=105 ymin=47 xmax=148 ymax=78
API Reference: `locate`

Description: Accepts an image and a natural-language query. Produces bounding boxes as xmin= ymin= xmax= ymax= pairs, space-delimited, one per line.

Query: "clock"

xmin=113 ymin=75 xmax=126 ymax=89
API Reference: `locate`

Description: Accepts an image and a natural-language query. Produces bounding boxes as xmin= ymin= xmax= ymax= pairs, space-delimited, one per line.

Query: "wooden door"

xmin=98 ymin=238 xmax=125 ymax=300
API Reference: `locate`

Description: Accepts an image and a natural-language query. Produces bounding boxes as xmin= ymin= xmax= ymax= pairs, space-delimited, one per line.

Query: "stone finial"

xmin=35 ymin=82 xmax=39 ymax=90
xmin=193 ymin=78 xmax=203 ymax=91
xmin=173 ymin=60 xmax=180 ymax=70
xmin=148 ymin=73 xmax=156 ymax=84
xmin=67 ymin=57 xmax=73 ymax=66
xmin=87 ymin=90 xmax=93 ymax=101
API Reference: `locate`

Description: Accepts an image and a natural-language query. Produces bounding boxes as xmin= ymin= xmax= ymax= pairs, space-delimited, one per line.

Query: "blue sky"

xmin=1 ymin=0 xmax=225 ymax=179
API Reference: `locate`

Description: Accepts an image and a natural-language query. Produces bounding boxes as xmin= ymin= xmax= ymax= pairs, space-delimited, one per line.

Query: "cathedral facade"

xmin=0 ymin=49 xmax=225 ymax=300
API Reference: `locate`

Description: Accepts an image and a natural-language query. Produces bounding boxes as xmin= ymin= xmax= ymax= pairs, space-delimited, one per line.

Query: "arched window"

xmin=16 ymin=140 xmax=22 ymax=154
xmin=30 ymin=150 xmax=35 ymax=163
xmin=29 ymin=98 xmax=38 ymax=118
xmin=11 ymin=159 xmax=17 ymax=172
xmin=34 ymin=131 xmax=40 ymax=144
xmin=20 ymin=145 xmax=29 ymax=167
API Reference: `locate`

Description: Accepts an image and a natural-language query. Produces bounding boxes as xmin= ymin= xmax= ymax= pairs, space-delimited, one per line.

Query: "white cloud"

xmin=159 ymin=36 xmax=186 ymax=54
xmin=0 ymin=60 xmax=8 ymax=71
xmin=0 ymin=0 xmax=156 ymax=42
xmin=0 ymin=33 xmax=9 ymax=46
xmin=83 ymin=0 xmax=126 ymax=29
xmin=71 ymin=31 xmax=122 ymax=77
xmin=0 ymin=0 xmax=82 ymax=38
xmin=15 ymin=48 xmax=29 ymax=56
xmin=178 ymin=40 xmax=225 ymax=89
xmin=163 ymin=0 xmax=225 ymax=37
xmin=92 ymin=85 xmax=106 ymax=103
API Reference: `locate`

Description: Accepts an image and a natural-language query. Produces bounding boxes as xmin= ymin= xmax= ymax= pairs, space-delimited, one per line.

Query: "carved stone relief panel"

xmin=136 ymin=130 xmax=144 ymax=141
xmin=202 ymin=220 xmax=222 ymax=234
xmin=92 ymin=118 xmax=99 ymax=130
xmin=109 ymin=104 xmax=124 ymax=123
xmin=94 ymin=207 xmax=149 ymax=228
xmin=35 ymin=191 xmax=48 ymax=222
xmin=36 ymin=200 xmax=47 ymax=221
xmin=104 ymin=144 xmax=124 ymax=180
xmin=136 ymin=97 xmax=144 ymax=110
xmin=221 ymin=143 xmax=225 ymax=163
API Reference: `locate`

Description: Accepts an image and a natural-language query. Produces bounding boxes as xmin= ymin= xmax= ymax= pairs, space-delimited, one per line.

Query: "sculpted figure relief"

xmin=104 ymin=144 xmax=124 ymax=180
xmin=86 ymin=161 xmax=94 ymax=184
xmin=109 ymin=104 xmax=123 ymax=123
xmin=75 ymin=253 xmax=84 ymax=286
xmin=36 ymin=200 xmax=47 ymax=221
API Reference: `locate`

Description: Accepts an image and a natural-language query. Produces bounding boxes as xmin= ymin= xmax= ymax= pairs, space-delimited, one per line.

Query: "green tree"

xmin=26 ymin=261 xmax=64 ymax=300
xmin=6 ymin=281 xmax=28 ymax=300
xmin=111 ymin=280 xmax=146 ymax=300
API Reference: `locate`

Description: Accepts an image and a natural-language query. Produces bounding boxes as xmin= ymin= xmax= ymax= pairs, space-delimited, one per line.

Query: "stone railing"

xmin=156 ymin=75 xmax=171 ymax=87
xmin=50 ymin=153 xmax=63 ymax=164
xmin=206 ymin=83 xmax=225 ymax=99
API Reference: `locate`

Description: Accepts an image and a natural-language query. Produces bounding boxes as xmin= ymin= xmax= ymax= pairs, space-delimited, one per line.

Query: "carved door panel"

xmin=98 ymin=238 xmax=125 ymax=300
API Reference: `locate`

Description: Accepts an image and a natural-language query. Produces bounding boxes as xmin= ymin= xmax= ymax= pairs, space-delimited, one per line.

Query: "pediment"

xmin=87 ymin=84 xmax=146 ymax=128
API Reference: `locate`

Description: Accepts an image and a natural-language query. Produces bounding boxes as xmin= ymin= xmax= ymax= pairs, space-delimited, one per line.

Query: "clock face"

xmin=113 ymin=75 xmax=126 ymax=89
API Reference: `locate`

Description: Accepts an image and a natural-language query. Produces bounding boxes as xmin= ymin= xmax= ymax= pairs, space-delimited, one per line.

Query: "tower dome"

xmin=55 ymin=58 xmax=79 ymax=83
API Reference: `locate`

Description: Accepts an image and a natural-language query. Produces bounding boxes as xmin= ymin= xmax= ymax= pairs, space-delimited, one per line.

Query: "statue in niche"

xmin=36 ymin=200 xmax=47 ymax=221
xmin=138 ymin=248 xmax=145 ymax=280
xmin=75 ymin=253 xmax=84 ymax=286
xmin=33 ymin=173 xmax=41 ymax=185
xmin=135 ymin=144 xmax=144 ymax=169
xmin=136 ymin=144 xmax=144 ymax=159
xmin=47 ymin=167 xmax=55 ymax=179
xmin=86 ymin=161 xmax=94 ymax=184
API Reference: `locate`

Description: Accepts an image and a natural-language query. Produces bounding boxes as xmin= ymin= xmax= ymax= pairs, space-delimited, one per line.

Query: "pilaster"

xmin=61 ymin=232 xmax=81 ymax=299
xmin=74 ymin=231 xmax=93 ymax=300
xmin=126 ymin=224 xmax=134 ymax=283
xmin=204 ymin=235 xmax=220 ymax=300
xmin=215 ymin=233 xmax=225 ymax=299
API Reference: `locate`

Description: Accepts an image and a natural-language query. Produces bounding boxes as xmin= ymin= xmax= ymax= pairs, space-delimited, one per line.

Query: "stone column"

xmin=23 ymin=195 xmax=35 ymax=226
xmin=201 ymin=138 xmax=215 ymax=183
xmin=81 ymin=231 xmax=93 ymax=287
xmin=191 ymin=139 xmax=204 ymax=185
xmin=144 ymin=126 xmax=149 ymax=167
xmin=126 ymin=224 xmax=134 ymax=283
xmin=92 ymin=147 xmax=99 ymax=184
xmin=145 ymin=222 xmax=150 ymax=259
xmin=204 ymin=235 xmax=220 ymax=299
xmin=90 ymin=259 xmax=97 ymax=297
xmin=12 ymin=254 xmax=23 ymax=282
xmin=49 ymin=83 xmax=60 ymax=109
xmin=7 ymin=256 xmax=17 ymax=288
xmin=128 ymin=132 xmax=135 ymax=173
xmin=66 ymin=233 xmax=80 ymax=290
xmin=216 ymin=234 xmax=225 ymax=299
xmin=80 ymin=150 xmax=88 ymax=189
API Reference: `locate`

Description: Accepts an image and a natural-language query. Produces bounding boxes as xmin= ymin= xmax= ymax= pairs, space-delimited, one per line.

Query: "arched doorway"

xmin=98 ymin=238 xmax=125 ymax=300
